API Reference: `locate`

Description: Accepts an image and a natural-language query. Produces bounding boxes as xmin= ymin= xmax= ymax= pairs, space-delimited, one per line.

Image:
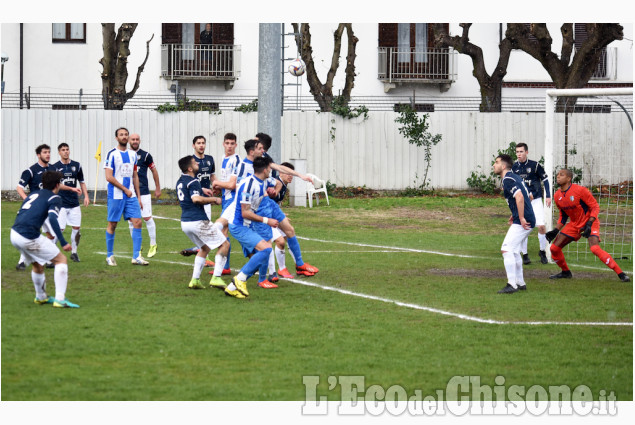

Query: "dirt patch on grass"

xmin=428 ymin=268 xmax=609 ymax=280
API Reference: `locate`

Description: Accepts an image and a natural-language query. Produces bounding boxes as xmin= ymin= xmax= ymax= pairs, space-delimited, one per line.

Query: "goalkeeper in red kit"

xmin=546 ymin=168 xmax=629 ymax=282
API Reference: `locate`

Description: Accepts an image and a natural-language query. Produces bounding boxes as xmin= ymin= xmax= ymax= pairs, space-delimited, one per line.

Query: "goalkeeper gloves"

xmin=581 ymin=221 xmax=594 ymax=238
xmin=545 ymin=229 xmax=559 ymax=243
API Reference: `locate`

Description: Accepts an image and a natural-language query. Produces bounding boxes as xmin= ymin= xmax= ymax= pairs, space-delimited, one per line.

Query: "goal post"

xmin=545 ymin=88 xmax=633 ymax=265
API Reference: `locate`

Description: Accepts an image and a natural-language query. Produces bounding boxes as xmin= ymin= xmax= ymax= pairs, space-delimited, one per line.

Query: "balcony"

xmin=378 ymin=47 xmax=458 ymax=92
xmin=580 ymin=47 xmax=618 ymax=80
xmin=161 ymin=44 xmax=241 ymax=88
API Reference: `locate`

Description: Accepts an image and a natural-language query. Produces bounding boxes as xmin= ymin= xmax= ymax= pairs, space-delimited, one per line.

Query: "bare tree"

xmin=292 ymin=23 xmax=358 ymax=112
xmin=100 ymin=23 xmax=154 ymax=110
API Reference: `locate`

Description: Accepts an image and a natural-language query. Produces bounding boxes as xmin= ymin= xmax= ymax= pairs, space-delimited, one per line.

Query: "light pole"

xmin=1 ymin=52 xmax=8 ymax=95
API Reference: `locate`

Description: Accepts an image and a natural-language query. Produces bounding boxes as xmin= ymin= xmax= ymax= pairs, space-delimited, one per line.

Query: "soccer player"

xmin=128 ymin=133 xmax=161 ymax=258
xmin=512 ymin=143 xmax=551 ymax=265
xmin=176 ymin=156 xmax=230 ymax=289
xmin=546 ymin=168 xmax=630 ymax=282
xmin=104 ymin=127 xmax=148 ymax=266
xmin=493 ymin=154 xmax=536 ymax=294
xmin=255 ymin=133 xmax=319 ymax=277
xmin=220 ymin=156 xmax=279 ymax=299
xmin=52 ymin=143 xmax=90 ymax=262
xmin=10 ymin=170 xmax=80 ymax=308
xmin=269 ymin=162 xmax=296 ymax=281
xmin=16 ymin=144 xmax=81 ymax=270
xmin=192 ymin=135 xmax=216 ymax=220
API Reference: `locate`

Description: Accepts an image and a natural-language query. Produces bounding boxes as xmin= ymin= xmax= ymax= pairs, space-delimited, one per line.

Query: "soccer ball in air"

xmin=288 ymin=59 xmax=306 ymax=77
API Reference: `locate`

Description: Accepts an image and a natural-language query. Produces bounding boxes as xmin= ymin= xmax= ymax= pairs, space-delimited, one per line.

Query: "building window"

xmin=52 ymin=23 xmax=86 ymax=43
xmin=574 ymin=23 xmax=608 ymax=79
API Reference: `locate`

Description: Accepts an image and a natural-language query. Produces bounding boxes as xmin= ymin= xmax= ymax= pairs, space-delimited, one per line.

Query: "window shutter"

xmin=574 ymin=23 xmax=607 ymax=78
xmin=213 ymin=23 xmax=234 ymax=45
xmin=162 ymin=23 xmax=182 ymax=44
xmin=378 ymin=23 xmax=398 ymax=47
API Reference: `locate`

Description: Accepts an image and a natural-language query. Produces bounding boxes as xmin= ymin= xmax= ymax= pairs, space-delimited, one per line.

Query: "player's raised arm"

xmin=269 ymin=162 xmax=313 ymax=185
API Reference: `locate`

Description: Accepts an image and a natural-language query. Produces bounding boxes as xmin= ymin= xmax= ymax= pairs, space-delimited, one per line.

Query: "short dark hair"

xmin=280 ymin=161 xmax=295 ymax=170
xmin=115 ymin=127 xmax=129 ymax=137
xmin=516 ymin=142 xmax=528 ymax=152
xmin=41 ymin=171 xmax=63 ymax=190
xmin=178 ymin=156 xmax=195 ymax=173
xmin=36 ymin=144 xmax=50 ymax=155
xmin=224 ymin=132 xmax=237 ymax=141
xmin=244 ymin=139 xmax=260 ymax=154
xmin=497 ymin=154 xmax=513 ymax=170
xmin=560 ymin=168 xmax=574 ymax=180
xmin=57 ymin=142 xmax=69 ymax=151
xmin=253 ymin=155 xmax=273 ymax=173
xmin=255 ymin=132 xmax=272 ymax=150
xmin=193 ymin=135 xmax=206 ymax=144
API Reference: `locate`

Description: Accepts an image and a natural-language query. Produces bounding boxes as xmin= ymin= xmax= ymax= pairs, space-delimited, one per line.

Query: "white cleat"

xmin=106 ymin=256 xmax=117 ymax=266
xmin=131 ymin=255 xmax=149 ymax=266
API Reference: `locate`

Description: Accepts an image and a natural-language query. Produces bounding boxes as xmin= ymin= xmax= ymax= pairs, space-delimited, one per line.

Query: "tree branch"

xmin=127 ymin=33 xmax=154 ymax=100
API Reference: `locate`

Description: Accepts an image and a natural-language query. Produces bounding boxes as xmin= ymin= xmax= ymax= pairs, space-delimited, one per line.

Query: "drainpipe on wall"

xmin=20 ymin=23 xmax=23 ymax=109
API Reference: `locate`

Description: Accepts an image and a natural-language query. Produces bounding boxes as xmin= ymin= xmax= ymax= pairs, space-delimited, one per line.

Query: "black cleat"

xmin=550 ymin=270 xmax=572 ymax=279
xmin=522 ymin=254 xmax=531 ymax=265
xmin=45 ymin=262 xmax=55 ymax=269
xmin=539 ymin=250 xmax=548 ymax=264
xmin=618 ymin=272 xmax=630 ymax=282
xmin=497 ymin=284 xmax=518 ymax=294
xmin=517 ymin=284 xmax=527 ymax=291
xmin=16 ymin=262 xmax=26 ymax=271
xmin=70 ymin=253 xmax=80 ymax=262
xmin=180 ymin=248 xmax=199 ymax=257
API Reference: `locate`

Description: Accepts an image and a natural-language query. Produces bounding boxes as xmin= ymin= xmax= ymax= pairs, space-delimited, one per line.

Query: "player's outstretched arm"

xmin=270 ymin=163 xmax=313 ymax=185
xmin=191 ymin=195 xmax=222 ymax=206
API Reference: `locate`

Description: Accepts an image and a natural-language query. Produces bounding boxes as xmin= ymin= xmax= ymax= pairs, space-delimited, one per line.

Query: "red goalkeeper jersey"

xmin=554 ymin=184 xmax=600 ymax=227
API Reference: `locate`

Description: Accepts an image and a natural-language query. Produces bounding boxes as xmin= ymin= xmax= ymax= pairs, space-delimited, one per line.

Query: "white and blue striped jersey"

xmin=104 ymin=147 xmax=138 ymax=200
xmin=220 ymin=153 xmax=241 ymax=202
xmin=221 ymin=174 xmax=277 ymax=227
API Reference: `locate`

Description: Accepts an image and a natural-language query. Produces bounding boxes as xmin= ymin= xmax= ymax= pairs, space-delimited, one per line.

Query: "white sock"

xmin=71 ymin=228 xmax=80 ymax=253
xmin=19 ymin=253 xmax=25 ymax=264
xmin=213 ymin=253 xmax=226 ymax=277
xmin=514 ymin=252 xmax=525 ymax=287
xmin=128 ymin=220 xmax=134 ymax=238
xmin=54 ymin=263 xmax=68 ymax=301
xmin=502 ymin=251 xmax=517 ymax=288
xmin=521 ymin=235 xmax=528 ymax=255
xmin=237 ymin=272 xmax=248 ymax=281
xmin=268 ymin=244 xmax=276 ymax=274
xmin=538 ymin=233 xmax=547 ymax=251
xmin=145 ymin=218 xmax=157 ymax=245
xmin=275 ymin=246 xmax=286 ymax=270
xmin=193 ymin=256 xmax=206 ymax=279
xmin=32 ymin=271 xmax=47 ymax=299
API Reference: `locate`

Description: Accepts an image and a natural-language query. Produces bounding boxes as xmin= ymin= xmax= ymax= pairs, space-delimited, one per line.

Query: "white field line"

xmin=98 ymin=251 xmax=632 ymax=327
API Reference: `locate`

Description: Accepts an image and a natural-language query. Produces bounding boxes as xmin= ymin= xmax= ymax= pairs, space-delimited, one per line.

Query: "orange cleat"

xmin=278 ymin=268 xmax=294 ymax=278
xmin=222 ymin=268 xmax=232 ymax=275
xmin=269 ymin=273 xmax=279 ymax=283
xmin=205 ymin=260 xmax=215 ymax=267
xmin=296 ymin=263 xmax=319 ymax=276
xmin=258 ymin=280 xmax=278 ymax=289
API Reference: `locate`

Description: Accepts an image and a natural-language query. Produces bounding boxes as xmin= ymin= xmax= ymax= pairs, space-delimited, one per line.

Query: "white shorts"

xmin=181 ymin=220 xmax=226 ymax=250
xmin=531 ymin=198 xmax=545 ymax=227
xmin=58 ymin=206 xmax=82 ymax=229
xmin=140 ymin=194 xmax=153 ymax=218
xmin=204 ymin=204 xmax=212 ymax=221
xmin=41 ymin=217 xmax=54 ymax=235
xmin=501 ymin=224 xmax=533 ymax=254
xmin=10 ymin=229 xmax=60 ymax=266
xmin=272 ymin=226 xmax=285 ymax=241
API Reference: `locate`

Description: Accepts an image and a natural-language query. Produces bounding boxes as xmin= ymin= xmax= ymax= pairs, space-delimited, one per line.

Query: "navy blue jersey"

xmin=52 ymin=160 xmax=85 ymax=208
xmin=12 ymin=189 xmax=67 ymax=245
xmin=135 ymin=149 xmax=156 ymax=196
xmin=193 ymin=154 xmax=215 ymax=190
xmin=502 ymin=171 xmax=536 ymax=227
xmin=271 ymin=176 xmax=287 ymax=204
xmin=177 ymin=174 xmax=209 ymax=222
xmin=18 ymin=162 xmax=49 ymax=193
xmin=512 ymin=159 xmax=551 ymax=200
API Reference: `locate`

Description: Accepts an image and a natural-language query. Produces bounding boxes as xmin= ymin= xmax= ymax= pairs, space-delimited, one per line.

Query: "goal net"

xmin=545 ymin=88 xmax=633 ymax=266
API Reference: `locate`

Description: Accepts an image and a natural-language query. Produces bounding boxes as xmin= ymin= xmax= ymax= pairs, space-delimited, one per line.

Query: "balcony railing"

xmin=161 ymin=44 xmax=241 ymax=80
xmin=574 ymin=46 xmax=618 ymax=80
xmin=378 ymin=47 xmax=457 ymax=83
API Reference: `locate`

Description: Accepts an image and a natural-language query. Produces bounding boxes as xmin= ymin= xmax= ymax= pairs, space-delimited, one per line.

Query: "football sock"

xmin=268 ymin=245 xmax=276 ymax=275
xmin=71 ymin=228 xmax=80 ymax=253
xmin=538 ymin=233 xmax=548 ymax=251
xmin=213 ymin=253 xmax=227 ymax=277
xmin=521 ymin=236 xmax=528 ymax=256
xmin=241 ymin=248 xmax=272 ymax=279
xmin=514 ymin=252 xmax=525 ymax=286
xmin=590 ymin=245 xmax=623 ymax=275
xmin=550 ymin=244 xmax=569 ymax=271
xmin=106 ymin=230 xmax=115 ymax=257
xmin=287 ymin=236 xmax=304 ymax=267
xmin=32 ymin=271 xmax=46 ymax=299
xmin=258 ymin=261 xmax=268 ymax=283
xmin=128 ymin=221 xmax=134 ymax=238
xmin=132 ymin=227 xmax=143 ymax=259
xmin=145 ymin=218 xmax=157 ymax=245
xmin=225 ymin=239 xmax=231 ymax=269
xmin=502 ymin=251 xmax=517 ymax=288
xmin=19 ymin=253 xmax=25 ymax=264
xmin=54 ymin=263 xmax=68 ymax=301
xmin=193 ymin=255 xmax=206 ymax=279
xmin=275 ymin=246 xmax=287 ymax=270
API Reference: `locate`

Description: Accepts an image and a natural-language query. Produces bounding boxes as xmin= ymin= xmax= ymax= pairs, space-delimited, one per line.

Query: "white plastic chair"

xmin=306 ymin=173 xmax=330 ymax=208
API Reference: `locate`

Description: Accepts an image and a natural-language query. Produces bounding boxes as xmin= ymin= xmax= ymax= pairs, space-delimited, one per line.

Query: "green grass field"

xmin=1 ymin=196 xmax=632 ymax=401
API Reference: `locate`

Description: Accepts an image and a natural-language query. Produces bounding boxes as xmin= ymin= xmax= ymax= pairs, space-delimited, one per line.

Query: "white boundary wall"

xmin=2 ymin=109 xmax=631 ymax=191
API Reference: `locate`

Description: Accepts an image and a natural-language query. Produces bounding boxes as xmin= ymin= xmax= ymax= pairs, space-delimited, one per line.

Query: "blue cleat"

xmin=53 ymin=299 xmax=80 ymax=308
